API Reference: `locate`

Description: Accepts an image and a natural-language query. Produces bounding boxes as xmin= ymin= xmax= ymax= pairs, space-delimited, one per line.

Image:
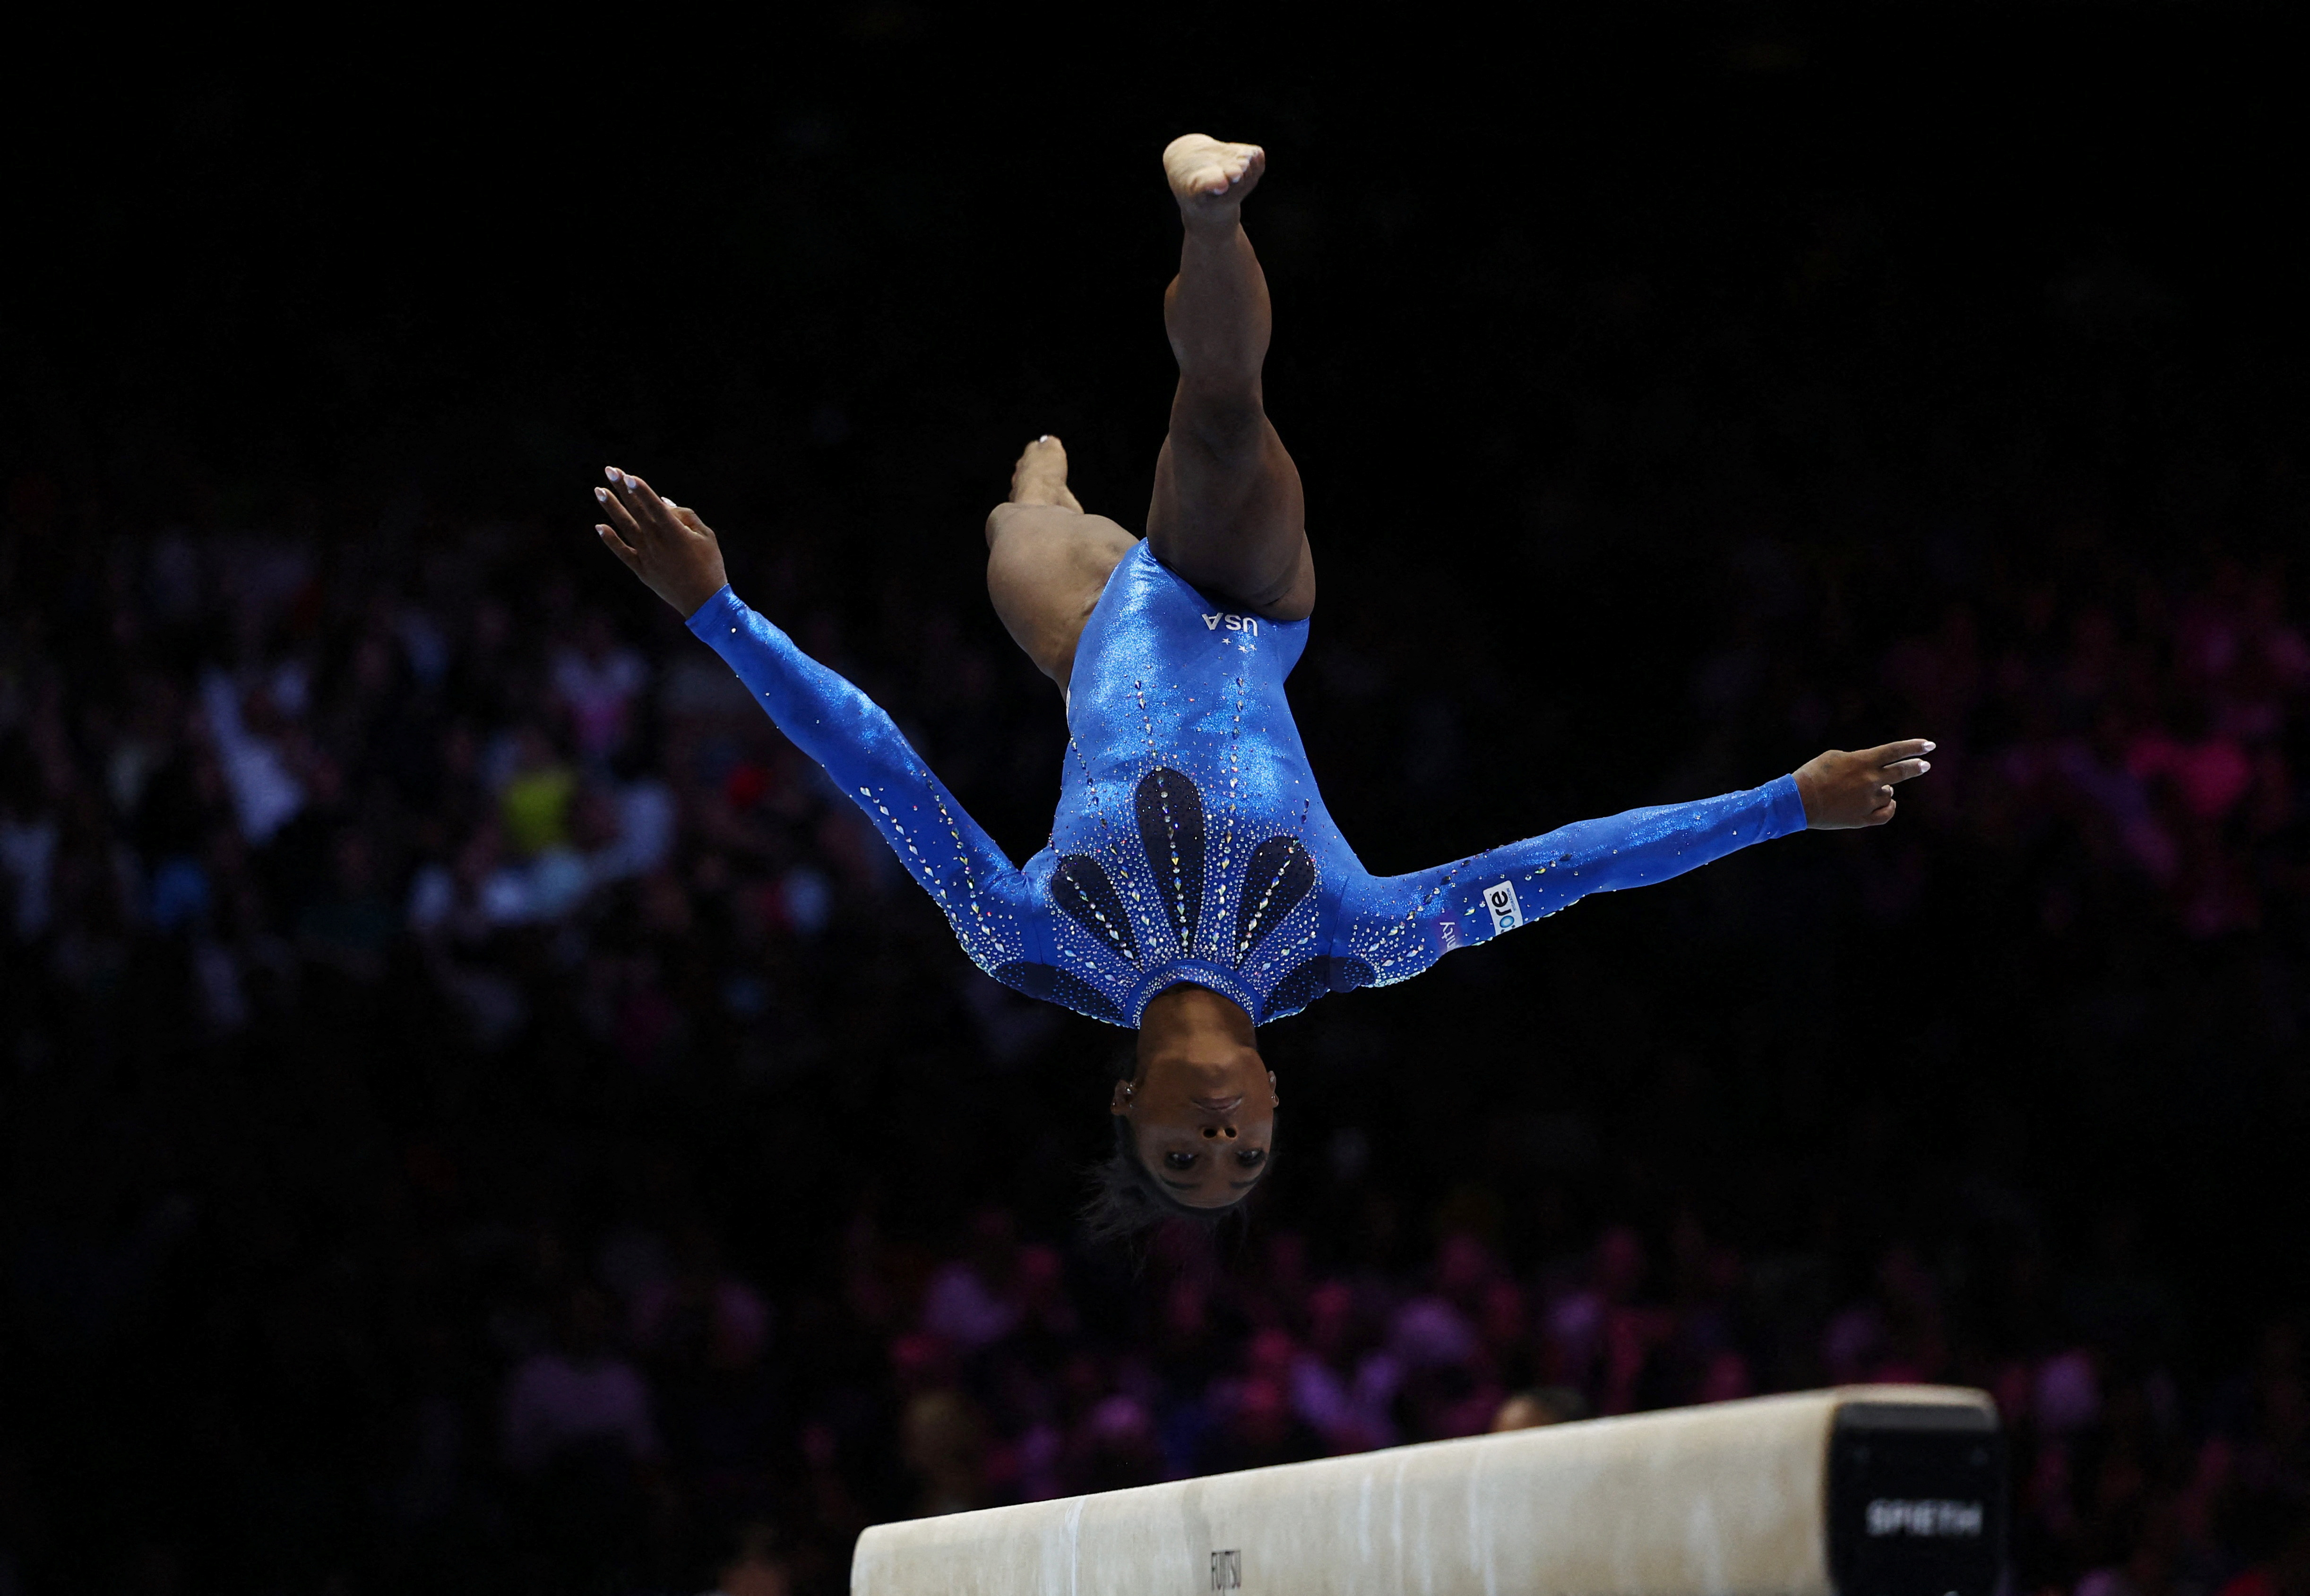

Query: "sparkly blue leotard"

xmin=690 ymin=542 xmax=1806 ymax=1028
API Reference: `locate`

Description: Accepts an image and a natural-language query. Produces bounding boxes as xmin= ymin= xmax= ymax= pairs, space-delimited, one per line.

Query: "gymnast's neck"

xmin=1138 ymin=982 xmax=1256 ymax=1055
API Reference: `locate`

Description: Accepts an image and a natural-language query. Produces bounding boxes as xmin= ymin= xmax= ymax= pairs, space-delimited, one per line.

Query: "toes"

xmin=1203 ymin=151 xmax=1258 ymax=192
xmin=1005 ymin=435 xmax=1081 ymax=510
xmin=1164 ymin=135 xmax=1266 ymax=202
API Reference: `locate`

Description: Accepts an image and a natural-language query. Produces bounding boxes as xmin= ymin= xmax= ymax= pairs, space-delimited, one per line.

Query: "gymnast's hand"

xmin=594 ymin=466 xmax=730 ymax=617
xmin=1795 ymin=739 xmax=1934 ymax=829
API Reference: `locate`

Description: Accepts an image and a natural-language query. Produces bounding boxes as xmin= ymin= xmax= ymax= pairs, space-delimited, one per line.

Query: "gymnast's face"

xmin=1112 ymin=1042 xmax=1279 ymax=1208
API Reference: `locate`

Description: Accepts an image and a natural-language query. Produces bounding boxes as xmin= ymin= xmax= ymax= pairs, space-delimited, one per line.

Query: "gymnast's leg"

xmin=982 ymin=133 xmax=1308 ymax=699
xmin=1147 ymin=135 xmax=1313 ymax=622
xmin=984 ymin=438 xmax=1137 ymax=698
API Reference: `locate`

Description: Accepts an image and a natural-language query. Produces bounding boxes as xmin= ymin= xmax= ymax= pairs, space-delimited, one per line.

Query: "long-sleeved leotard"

xmin=689 ymin=542 xmax=1807 ymax=1028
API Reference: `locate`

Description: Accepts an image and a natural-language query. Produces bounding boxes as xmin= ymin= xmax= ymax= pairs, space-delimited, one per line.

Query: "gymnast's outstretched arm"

xmin=595 ymin=468 xmax=1037 ymax=966
xmin=1335 ymin=742 xmax=1932 ymax=982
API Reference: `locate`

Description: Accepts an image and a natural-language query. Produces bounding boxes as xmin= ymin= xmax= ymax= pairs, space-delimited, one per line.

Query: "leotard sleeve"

xmin=1333 ymin=774 xmax=1807 ymax=986
xmin=687 ymin=586 xmax=1036 ymax=972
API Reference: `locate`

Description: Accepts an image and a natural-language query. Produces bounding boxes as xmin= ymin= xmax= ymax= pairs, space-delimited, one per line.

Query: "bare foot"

xmin=1162 ymin=134 xmax=1265 ymax=228
xmin=1008 ymin=435 xmax=1084 ymax=511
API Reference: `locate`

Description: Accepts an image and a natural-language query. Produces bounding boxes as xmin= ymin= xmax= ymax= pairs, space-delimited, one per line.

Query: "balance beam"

xmin=852 ymin=1384 xmax=2003 ymax=1596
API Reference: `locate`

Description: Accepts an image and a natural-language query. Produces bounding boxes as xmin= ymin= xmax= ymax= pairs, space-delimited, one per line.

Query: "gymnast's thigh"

xmin=984 ymin=504 xmax=1138 ymax=694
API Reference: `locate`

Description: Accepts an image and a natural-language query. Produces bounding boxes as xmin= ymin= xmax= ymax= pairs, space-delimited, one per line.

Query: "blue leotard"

xmin=690 ymin=541 xmax=1806 ymax=1028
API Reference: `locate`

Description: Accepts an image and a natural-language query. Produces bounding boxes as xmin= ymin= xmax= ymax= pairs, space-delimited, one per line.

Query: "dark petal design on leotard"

xmin=994 ymin=961 xmax=1125 ymax=1024
xmin=1264 ymin=957 xmax=1331 ymax=1018
xmin=1134 ymin=767 xmax=1205 ymax=954
xmin=1232 ymin=835 xmax=1317 ymax=965
xmin=1263 ymin=955 xmax=1377 ymax=1020
xmin=1052 ymin=854 xmax=1139 ymax=965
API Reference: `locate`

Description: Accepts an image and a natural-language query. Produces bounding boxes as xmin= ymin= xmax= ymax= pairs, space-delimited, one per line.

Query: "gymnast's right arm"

xmin=593 ymin=467 xmax=1036 ymax=965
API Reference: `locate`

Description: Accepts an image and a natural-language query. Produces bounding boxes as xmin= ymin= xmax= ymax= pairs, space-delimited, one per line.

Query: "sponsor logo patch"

xmin=1482 ymin=879 xmax=1524 ymax=935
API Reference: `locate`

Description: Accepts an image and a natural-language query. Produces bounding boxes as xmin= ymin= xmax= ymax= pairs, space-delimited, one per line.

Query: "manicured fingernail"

xmin=1918 ymin=761 xmax=1931 ymax=772
xmin=605 ymin=466 xmax=619 ymax=482
xmin=595 ymin=487 xmax=609 ymax=502
xmin=1922 ymin=741 xmax=1936 ymax=751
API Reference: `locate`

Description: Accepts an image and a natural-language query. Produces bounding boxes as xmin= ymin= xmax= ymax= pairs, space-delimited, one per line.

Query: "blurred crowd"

xmin=1861 ymin=543 xmax=2307 ymax=942
xmin=0 ymin=453 xmax=2306 ymax=1596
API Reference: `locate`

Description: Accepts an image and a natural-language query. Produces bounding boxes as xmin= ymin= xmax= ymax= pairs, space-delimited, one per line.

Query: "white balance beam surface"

xmin=852 ymin=1383 xmax=2003 ymax=1596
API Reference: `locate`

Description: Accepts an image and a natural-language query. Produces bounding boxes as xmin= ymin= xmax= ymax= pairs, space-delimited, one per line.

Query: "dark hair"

xmin=1079 ymin=1049 xmax=1274 ymax=1246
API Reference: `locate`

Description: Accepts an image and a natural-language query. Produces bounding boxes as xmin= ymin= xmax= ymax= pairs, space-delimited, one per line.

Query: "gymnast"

xmin=592 ymin=135 xmax=1933 ymax=1234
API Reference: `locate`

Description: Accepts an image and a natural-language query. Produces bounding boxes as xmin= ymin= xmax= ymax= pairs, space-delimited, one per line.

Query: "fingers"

xmin=605 ymin=465 xmax=718 ymax=544
xmin=605 ymin=466 xmax=663 ymax=531
xmin=604 ymin=466 xmax=682 ymax=542
xmin=1881 ymin=756 xmax=1931 ymax=785
xmin=1867 ymin=797 xmax=1897 ymax=826
xmin=613 ymin=466 xmax=666 ymax=514
xmin=595 ymin=478 xmax=648 ymax=546
xmin=1864 ymin=738 xmax=1935 ymax=766
xmin=595 ymin=523 xmax=641 ymax=571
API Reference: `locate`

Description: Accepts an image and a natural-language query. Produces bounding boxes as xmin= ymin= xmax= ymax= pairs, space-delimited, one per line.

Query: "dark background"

xmin=4 ymin=9 xmax=2306 ymax=1595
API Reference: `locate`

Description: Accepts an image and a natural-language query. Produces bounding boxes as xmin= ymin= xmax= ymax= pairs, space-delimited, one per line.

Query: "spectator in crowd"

xmin=1491 ymin=1387 xmax=1591 ymax=1433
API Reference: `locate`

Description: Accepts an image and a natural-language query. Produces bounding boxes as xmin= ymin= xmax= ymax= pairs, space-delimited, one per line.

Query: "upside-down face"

xmin=1112 ymin=1039 xmax=1278 ymax=1209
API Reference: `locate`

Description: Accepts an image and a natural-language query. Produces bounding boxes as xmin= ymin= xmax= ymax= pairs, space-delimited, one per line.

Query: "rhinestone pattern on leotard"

xmin=690 ymin=547 xmax=1807 ymax=1031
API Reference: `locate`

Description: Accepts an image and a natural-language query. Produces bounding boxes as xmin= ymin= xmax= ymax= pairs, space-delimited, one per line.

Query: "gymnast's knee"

xmin=985 ymin=500 xmax=1024 ymax=549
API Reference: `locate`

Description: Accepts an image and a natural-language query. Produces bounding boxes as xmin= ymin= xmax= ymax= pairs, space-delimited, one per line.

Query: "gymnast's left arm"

xmin=1336 ymin=741 xmax=1932 ymax=981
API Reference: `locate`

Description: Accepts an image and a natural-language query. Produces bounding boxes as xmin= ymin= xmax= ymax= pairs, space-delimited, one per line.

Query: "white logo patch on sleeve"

xmin=1483 ymin=879 xmax=1524 ymax=935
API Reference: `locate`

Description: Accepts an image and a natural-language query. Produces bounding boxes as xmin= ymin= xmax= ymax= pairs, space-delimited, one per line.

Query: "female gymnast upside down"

xmin=592 ymin=135 xmax=1933 ymax=1234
